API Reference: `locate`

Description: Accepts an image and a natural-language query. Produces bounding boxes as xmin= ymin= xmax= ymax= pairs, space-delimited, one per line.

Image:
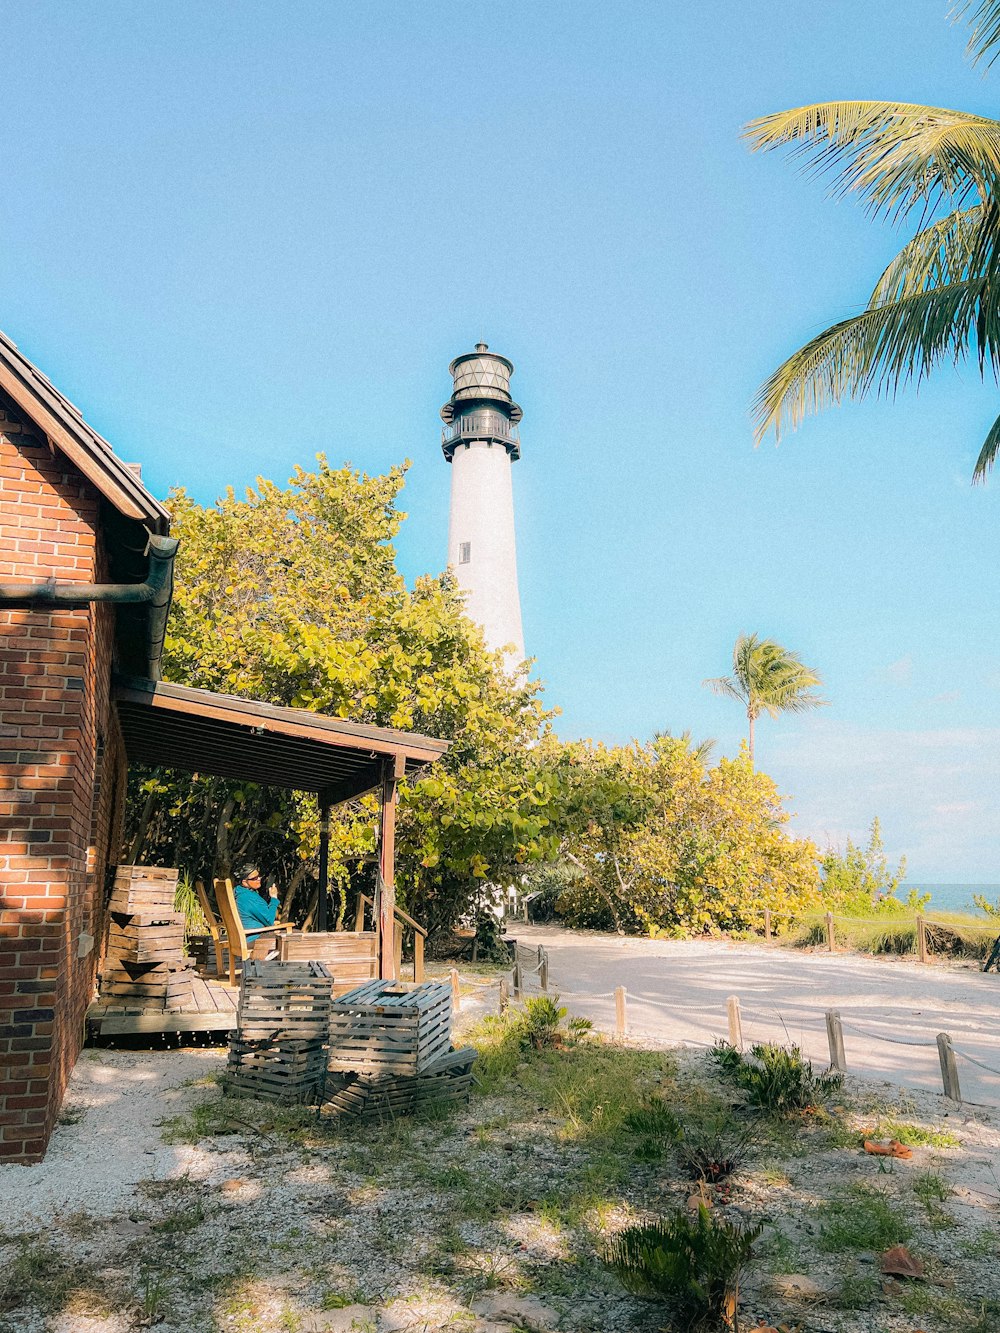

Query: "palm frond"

xmin=973 ymin=406 xmax=1000 ymax=480
xmin=703 ymin=676 xmax=746 ymax=705
xmin=869 ymin=206 xmax=989 ymax=302
xmin=753 ymin=278 xmax=987 ymax=443
xmin=744 ymin=101 xmax=1000 ymax=220
xmin=960 ymin=0 xmax=1000 ymax=67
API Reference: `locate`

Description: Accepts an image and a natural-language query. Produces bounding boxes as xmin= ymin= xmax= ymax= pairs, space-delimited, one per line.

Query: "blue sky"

xmin=3 ymin=1 xmax=1000 ymax=878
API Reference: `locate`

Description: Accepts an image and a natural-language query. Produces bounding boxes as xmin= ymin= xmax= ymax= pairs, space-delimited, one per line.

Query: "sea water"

xmin=903 ymin=884 xmax=1000 ymax=915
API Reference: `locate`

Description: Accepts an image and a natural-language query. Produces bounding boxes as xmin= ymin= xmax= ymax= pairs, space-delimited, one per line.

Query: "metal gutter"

xmin=0 ymin=532 xmax=178 ymax=680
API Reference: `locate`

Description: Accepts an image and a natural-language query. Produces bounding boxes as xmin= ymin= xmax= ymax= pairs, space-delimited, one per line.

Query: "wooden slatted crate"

xmin=225 ymin=960 xmax=333 ymax=1102
xmin=278 ymin=931 xmax=377 ymax=996
xmin=109 ymin=864 xmax=178 ymax=916
xmin=327 ymin=980 xmax=452 ymax=1076
xmin=322 ymin=1046 xmax=476 ymax=1123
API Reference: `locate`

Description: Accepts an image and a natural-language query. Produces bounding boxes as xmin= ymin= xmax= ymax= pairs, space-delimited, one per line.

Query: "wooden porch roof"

xmin=113 ymin=676 xmax=447 ymax=805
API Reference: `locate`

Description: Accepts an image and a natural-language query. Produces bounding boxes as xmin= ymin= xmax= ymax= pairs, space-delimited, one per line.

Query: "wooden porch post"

xmin=377 ymin=755 xmax=405 ymax=980
xmin=316 ymin=796 xmax=331 ymax=933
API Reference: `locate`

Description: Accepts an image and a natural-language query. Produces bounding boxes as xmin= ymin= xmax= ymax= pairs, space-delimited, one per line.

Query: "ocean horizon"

xmin=903 ymin=884 xmax=1000 ymax=915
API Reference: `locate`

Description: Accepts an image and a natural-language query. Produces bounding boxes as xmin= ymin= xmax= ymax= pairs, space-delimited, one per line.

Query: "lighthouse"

xmin=441 ymin=343 xmax=525 ymax=664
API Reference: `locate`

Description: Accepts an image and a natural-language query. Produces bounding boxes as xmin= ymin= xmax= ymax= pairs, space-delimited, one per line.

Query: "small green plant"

xmin=519 ymin=995 xmax=593 ymax=1048
xmin=607 ymin=1204 xmax=762 ymax=1331
xmin=817 ymin=1182 xmax=913 ymax=1252
xmin=913 ymin=1171 xmax=955 ymax=1233
xmin=622 ymin=1100 xmax=683 ymax=1159
xmin=138 ymin=1270 xmax=171 ymax=1322
xmin=712 ymin=1041 xmax=842 ymax=1116
xmin=675 ymin=1104 xmax=757 ymax=1183
xmin=879 ymin=1119 xmax=959 ymax=1148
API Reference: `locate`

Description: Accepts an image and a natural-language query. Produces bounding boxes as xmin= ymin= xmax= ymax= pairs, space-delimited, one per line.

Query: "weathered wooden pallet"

xmin=321 ymin=1046 xmax=475 ymax=1123
xmin=109 ymin=864 xmax=178 ymax=915
xmin=327 ymin=980 xmax=452 ymax=1076
xmin=279 ymin=931 xmax=377 ymax=996
xmin=224 ymin=960 xmax=334 ymax=1102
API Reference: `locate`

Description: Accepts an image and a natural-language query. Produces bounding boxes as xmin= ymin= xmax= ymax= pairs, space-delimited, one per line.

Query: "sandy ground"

xmin=2 ymin=947 xmax=999 ymax=1333
xmin=509 ymin=924 xmax=1000 ymax=1107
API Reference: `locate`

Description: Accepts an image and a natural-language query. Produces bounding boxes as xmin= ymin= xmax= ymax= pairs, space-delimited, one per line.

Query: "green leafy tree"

xmin=703 ymin=633 xmax=826 ymax=766
xmin=746 ymin=1 xmax=1000 ymax=482
xmin=124 ymin=457 xmax=557 ymax=935
xmin=819 ymin=817 xmax=912 ymax=914
xmin=545 ymin=735 xmax=821 ymax=936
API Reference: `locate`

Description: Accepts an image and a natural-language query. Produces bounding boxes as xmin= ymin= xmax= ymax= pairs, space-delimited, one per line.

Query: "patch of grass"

xmin=961 ymin=1228 xmax=1000 ymax=1259
xmin=913 ymin=1170 xmax=955 ymax=1233
xmin=137 ymin=1269 xmax=171 ymax=1322
xmin=152 ymin=1200 xmax=207 ymax=1234
xmin=57 ymin=1102 xmax=85 ymax=1126
xmin=879 ymin=1118 xmax=960 ymax=1148
xmin=0 ymin=1239 xmax=75 ymax=1314
xmin=835 ymin=1273 xmax=879 ymax=1309
xmin=817 ymin=1182 xmax=913 ymax=1253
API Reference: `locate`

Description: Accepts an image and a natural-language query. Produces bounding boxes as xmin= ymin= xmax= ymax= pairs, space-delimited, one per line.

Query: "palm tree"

xmin=746 ymin=1 xmax=1000 ymax=482
xmin=652 ymin=728 xmax=717 ymax=765
xmin=704 ymin=633 xmax=826 ymax=765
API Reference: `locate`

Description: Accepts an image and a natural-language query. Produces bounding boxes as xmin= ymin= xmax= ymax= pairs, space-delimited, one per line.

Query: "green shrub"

xmin=712 ymin=1042 xmax=842 ymax=1117
xmin=607 ymin=1204 xmax=762 ymax=1330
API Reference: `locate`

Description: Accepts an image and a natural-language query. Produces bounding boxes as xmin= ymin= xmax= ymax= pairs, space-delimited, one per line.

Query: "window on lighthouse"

xmin=459 ymin=542 xmax=471 ymax=564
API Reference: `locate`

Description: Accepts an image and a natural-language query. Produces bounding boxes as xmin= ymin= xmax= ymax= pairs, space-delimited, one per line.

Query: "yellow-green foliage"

xmin=124 ymin=458 xmax=558 ymax=935
xmin=545 ymin=736 xmax=820 ymax=935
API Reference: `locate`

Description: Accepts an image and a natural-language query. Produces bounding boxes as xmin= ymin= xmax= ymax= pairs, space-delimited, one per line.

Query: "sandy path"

xmin=509 ymin=924 xmax=1000 ymax=1107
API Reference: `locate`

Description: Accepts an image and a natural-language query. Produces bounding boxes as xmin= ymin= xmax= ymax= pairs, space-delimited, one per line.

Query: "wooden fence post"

xmin=937 ymin=1032 xmax=962 ymax=1102
xmin=825 ymin=1010 xmax=847 ymax=1073
xmin=513 ymin=956 xmax=522 ymax=997
xmin=615 ymin=986 xmax=627 ymax=1039
xmin=499 ymin=976 xmax=509 ymax=1014
xmin=917 ymin=916 xmax=929 ymax=964
xmin=539 ymin=948 xmax=549 ymax=992
xmin=450 ymin=967 xmax=461 ymax=1012
xmin=825 ymin=911 xmax=836 ymax=953
xmin=414 ymin=931 xmax=425 ymax=984
xmin=727 ymin=995 xmax=743 ymax=1050
xmin=764 ymin=908 xmax=772 ymax=942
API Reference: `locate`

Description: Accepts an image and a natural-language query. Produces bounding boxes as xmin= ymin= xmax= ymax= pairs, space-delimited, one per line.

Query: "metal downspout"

xmin=0 ymin=531 xmax=179 ymax=680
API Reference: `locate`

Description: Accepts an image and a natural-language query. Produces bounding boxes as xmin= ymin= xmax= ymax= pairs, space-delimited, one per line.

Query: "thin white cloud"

xmin=766 ymin=717 xmax=1000 ymax=878
xmin=883 ymin=656 xmax=913 ymax=686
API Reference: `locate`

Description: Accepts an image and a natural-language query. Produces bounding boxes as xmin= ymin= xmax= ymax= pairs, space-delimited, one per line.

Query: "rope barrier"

xmin=953 ymin=1047 xmax=1000 ymax=1078
xmin=836 ymin=1019 xmax=939 ymax=1048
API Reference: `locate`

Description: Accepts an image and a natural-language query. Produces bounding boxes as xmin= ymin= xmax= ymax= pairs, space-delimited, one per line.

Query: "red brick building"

xmin=0 ymin=331 xmax=173 ymax=1163
xmin=1 ymin=332 xmax=447 ymax=1166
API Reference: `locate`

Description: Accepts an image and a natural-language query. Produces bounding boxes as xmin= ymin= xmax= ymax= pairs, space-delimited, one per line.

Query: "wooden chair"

xmin=194 ymin=879 xmax=228 ymax=979
xmin=213 ymin=876 xmax=293 ymax=986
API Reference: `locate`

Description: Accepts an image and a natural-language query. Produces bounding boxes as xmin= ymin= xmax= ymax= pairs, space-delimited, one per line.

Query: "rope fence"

xmin=491 ymin=942 xmax=1000 ymax=1107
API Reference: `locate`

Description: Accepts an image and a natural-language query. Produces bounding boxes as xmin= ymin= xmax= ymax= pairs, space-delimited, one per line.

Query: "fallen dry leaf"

xmin=864 ymin=1139 xmax=913 ymax=1160
xmin=881 ymin=1245 xmax=925 ymax=1279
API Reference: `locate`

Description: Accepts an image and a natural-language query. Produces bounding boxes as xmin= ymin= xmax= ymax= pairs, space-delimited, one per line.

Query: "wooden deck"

xmin=86 ymin=972 xmax=239 ymax=1036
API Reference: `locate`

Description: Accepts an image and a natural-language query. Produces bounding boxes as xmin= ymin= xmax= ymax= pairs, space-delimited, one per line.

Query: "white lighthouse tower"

xmin=441 ymin=343 xmax=525 ymax=663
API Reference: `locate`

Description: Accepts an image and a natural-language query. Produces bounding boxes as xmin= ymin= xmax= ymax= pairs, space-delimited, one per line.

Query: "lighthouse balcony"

xmin=442 ymin=413 xmax=520 ymax=461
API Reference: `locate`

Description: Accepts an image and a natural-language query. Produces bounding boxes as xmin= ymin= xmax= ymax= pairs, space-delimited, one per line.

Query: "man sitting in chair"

xmin=233 ymin=864 xmax=282 ymax=952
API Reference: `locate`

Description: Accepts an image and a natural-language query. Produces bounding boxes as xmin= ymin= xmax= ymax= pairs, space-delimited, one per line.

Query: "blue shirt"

xmin=234 ymin=884 xmax=280 ymax=930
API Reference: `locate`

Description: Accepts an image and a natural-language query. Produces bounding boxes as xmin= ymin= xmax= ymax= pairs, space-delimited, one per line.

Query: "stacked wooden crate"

xmin=322 ymin=980 xmax=475 ymax=1122
xmin=100 ymin=866 xmax=198 ymax=1012
xmin=278 ymin=931 xmax=377 ymax=996
xmin=226 ymin=960 xmax=333 ymax=1102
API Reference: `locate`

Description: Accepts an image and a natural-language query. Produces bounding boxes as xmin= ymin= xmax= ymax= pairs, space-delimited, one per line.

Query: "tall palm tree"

xmin=746 ymin=1 xmax=1000 ymax=482
xmin=704 ymin=633 xmax=826 ymax=766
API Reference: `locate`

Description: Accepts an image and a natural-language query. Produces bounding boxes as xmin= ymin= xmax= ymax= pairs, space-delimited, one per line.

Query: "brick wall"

xmin=0 ymin=390 xmax=122 ymax=1162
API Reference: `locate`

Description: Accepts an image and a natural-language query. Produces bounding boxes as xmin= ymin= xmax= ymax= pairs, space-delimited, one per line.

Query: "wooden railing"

xmin=356 ymin=894 xmax=426 ymax=982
